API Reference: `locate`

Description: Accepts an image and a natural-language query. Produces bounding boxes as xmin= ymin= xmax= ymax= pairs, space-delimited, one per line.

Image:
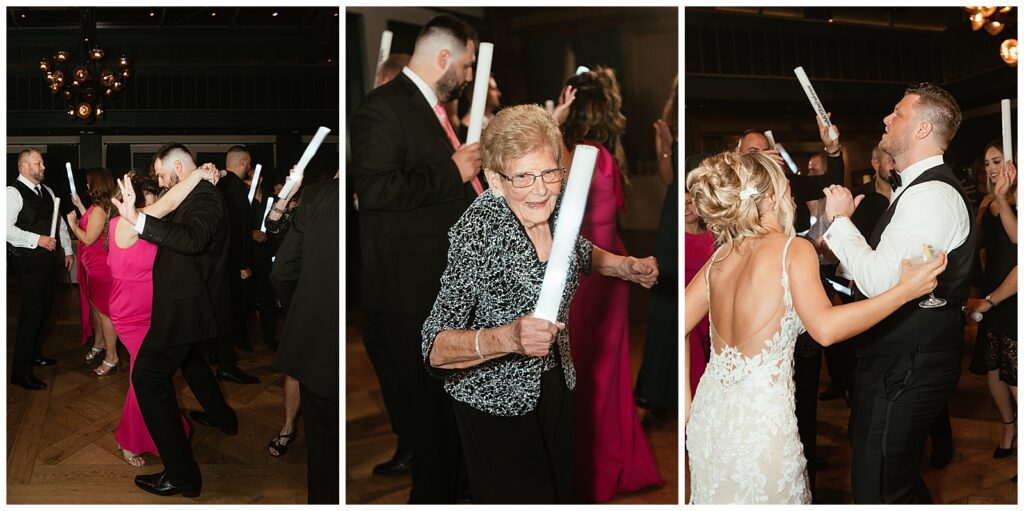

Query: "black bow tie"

xmin=887 ymin=171 xmax=902 ymax=189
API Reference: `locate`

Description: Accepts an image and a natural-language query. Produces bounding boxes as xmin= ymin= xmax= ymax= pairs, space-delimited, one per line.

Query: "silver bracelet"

xmin=474 ymin=328 xmax=484 ymax=360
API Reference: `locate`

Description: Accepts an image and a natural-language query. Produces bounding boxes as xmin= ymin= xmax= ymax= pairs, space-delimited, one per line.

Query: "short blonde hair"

xmin=686 ymin=151 xmax=795 ymax=247
xmin=481 ymin=104 xmax=563 ymax=174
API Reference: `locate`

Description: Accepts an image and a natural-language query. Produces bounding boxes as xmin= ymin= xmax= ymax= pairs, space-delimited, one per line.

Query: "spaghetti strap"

xmin=781 ymin=236 xmax=796 ymax=307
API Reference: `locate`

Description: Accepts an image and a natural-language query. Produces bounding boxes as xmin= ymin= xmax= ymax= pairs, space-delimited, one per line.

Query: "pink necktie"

xmin=434 ymin=102 xmax=483 ymax=195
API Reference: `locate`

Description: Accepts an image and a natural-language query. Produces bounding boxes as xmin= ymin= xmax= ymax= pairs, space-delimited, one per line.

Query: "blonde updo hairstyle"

xmin=481 ymin=104 xmax=564 ymax=196
xmin=686 ymin=151 xmax=795 ymax=248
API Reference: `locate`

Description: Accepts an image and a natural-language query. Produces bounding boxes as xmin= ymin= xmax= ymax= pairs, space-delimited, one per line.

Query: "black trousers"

xmin=11 ymin=257 xmax=56 ymax=377
xmin=452 ymin=367 xmax=575 ymax=504
xmin=215 ymin=276 xmax=244 ymax=369
xmin=363 ymin=311 xmax=461 ymax=503
xmin=133 ymin=341 xmax=236 ymax=483
xmin=848 ymin=349 xmax=962 ymax=503
xmin=251 ymin=252 xmax=277 ymax=347
xmin=300 ymin=382 xmax=339 ymax=504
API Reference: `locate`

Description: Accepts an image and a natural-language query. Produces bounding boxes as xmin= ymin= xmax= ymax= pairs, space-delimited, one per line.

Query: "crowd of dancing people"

xmin=684 ymin=81 xmax=1017 ymax=504
xmin=351 ymin=14 xmax=678 ymax=504
xmin=8 ymin=143 xmax=339 ymax=503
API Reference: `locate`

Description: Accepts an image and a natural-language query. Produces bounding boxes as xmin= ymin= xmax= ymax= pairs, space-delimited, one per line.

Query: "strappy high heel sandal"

xmin=94 ymin=359 xmax=118 ymax=377
xmin=117 ymin=442 xmax=146 ymax=468
xmin=994 ymin=416 xmax=1017 ymax=459
xmin=85 ymin=346 xmax=105 ymax=362
xmin=268 ymin=431 xmax=298 ymax=457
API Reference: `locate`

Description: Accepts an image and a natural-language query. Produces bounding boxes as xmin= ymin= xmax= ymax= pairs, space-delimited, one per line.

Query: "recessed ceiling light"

xmin=149 ymin=12 xmax=155 ymax=17
xmin=334 ymin=12 xmax=338 ymax=16
xmin=20 ymin=14 xmax=26 ymax=19
xmin=272 ymin=12 xmax=279 ymax=17
xmin=211 ymin=12 xmax=217 ymax=17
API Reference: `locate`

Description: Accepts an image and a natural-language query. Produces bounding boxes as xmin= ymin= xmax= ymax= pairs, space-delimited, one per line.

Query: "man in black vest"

xmin=822 ymin=83 xmax=973 ymax=503
xmin=7 ymin=148 xmax=74 ymax=390
xmin=351 ymin=14 xmax=480 ymax=502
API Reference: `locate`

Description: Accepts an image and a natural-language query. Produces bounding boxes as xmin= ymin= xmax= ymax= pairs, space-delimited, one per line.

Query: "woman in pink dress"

xmin=684 ymin=191 xmax=714 ymax=398
xmin=564 ymin=67 xmax=663 ymax=502
xmin=106 ymin=169 xmax=214 ymax=467
xmin=66 ymin=168 xmax=119 ymax=375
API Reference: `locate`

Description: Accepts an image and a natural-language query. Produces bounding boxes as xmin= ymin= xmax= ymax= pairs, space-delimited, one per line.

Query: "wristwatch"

xmin=984 ymin=294 xmax=999 ymax=307
xmin=825 ymin=147 xmax=841 ymax=157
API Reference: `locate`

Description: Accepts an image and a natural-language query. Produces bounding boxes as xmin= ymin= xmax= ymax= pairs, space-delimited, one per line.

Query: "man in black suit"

xmin=6 ymin=148 xmax=74 ymax=391
xmin=213 ymin=145 xmax=259 ymax=384
xmin=351 ymin=14 xmax=481 ymax=502
xmin=824 ymin=83 xmax=973 ymax=503
xmin=115 ymin=143 xmax=238 ymax=498
xmin=271 ymin=176 xmax=339 ymax=504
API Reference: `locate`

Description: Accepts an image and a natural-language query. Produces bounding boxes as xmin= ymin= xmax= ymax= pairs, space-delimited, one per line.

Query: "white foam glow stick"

xmin=533 ymin=145 xmax=598 ymax=323
xmin=764 ymin=130 xmax=777 ymax=150
xmin=375 ymin=30 xmax=393 ymax=79
xmin=49 ymin=198 xmax=60 ymax=238
xmin=259 ymin=197 xmax=275 ymax=233
xmin=279 ymin=126 xmax=331 ymax=200
xmin=1001 ymin=99 xmax=1013 ymax=163
xmin=794 ymin=66 xmax=837 ymax=141
xmin=544 ymin=100 xmax=555 ymax=113
xmin=465 ymin=42 xmax=494 ymax=145
xmin=777 ymin=144 xmax=800 ymax=175
xmin=65 ymin=163 xmax=77 ymax=196
xmin=247 ymin=164 xmax=262 ymax=204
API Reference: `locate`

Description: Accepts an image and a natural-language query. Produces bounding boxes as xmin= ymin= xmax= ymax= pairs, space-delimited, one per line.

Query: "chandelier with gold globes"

xmin=38 ymin=8 xmax=132 ymax=123
xmin=963 ymin=6 xmax=1017 ymax=67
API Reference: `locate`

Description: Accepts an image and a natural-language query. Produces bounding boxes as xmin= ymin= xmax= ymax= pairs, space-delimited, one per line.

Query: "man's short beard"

xmin=436 ymin=65 xmax=466 ymax=103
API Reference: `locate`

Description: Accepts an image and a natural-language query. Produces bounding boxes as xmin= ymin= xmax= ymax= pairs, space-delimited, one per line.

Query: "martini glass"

xmin=909 ymin=243 xmax=945 ymax=309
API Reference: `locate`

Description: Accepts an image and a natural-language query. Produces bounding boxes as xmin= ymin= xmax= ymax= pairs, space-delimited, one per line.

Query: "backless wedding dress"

xmin=686 ymin=236 xmax=812 ymax=504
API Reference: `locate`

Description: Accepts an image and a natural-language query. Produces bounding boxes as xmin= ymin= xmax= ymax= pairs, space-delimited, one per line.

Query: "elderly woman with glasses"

xmin=421 ymin=104 xmax=658 ymax=504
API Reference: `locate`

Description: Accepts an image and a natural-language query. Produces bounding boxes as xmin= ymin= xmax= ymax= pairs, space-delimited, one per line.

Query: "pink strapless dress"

xmin=77 ymin=205 xmax=114 ymax=344
xmin=568 ymin=142 xmax=663 ymax=502
xmin=107 ymin=217 xmax=190 ymax=455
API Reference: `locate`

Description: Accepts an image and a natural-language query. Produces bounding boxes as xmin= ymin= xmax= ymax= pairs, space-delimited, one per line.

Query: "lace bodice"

xmin=686 ymin=236 xmax=811 ymax=504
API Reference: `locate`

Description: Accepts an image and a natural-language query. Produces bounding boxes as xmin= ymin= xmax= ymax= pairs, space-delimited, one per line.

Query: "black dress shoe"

xmin=32 ymin=357 xmax=57 ymax=367
xmin=930 ymin=441 xmax=954 ymax=469
xmin=134 ymin=471 xmax=201 ymax=497
xmin=188 ymin=411 xmax=238 ymax=435
xmin=373 ymin=449 xmax=413 ymax=476
xmin=216 ymin=367 xmax=259 ymax=384
xmin=11 ymin=374 xmax=47 ymax=391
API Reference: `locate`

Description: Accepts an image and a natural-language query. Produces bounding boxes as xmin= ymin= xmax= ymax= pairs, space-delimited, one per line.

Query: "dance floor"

xmin=345 ymin=229 xmax=679 ymax=504
xmin=684 ymin=323 xmax=1019 ymax=504
xmin=6 ymin=273 xmax=307 ymax=504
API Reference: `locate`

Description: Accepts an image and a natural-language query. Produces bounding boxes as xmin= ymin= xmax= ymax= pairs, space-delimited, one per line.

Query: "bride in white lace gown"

xmin=683 ymin=152 xmax=947 ymax=504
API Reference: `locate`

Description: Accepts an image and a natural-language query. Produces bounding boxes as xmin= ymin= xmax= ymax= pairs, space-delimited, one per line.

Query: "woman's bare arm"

xmin=113 ymin=215 xmax=139 ymax=249
xmin=788 ymin=237 xmax=946 ymax=346
xmin=139 ymin=169 xmax=209 ymax=219
xmin=591 ymin=245 xmax=659 ymax=287
xmin=68 ymin=207 xmax=108 ymax=246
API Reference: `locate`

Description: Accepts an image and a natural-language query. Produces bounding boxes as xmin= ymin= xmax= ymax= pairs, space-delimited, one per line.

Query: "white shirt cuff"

xmin=132 ymin=213 xmax=147 ymax=234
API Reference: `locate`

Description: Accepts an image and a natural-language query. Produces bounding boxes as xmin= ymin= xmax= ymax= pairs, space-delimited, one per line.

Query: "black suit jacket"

xmin=217 ymin=171 xmax=252 ymax=273
xmin=140 ymin=180 xmax=230 ymax=347
xmin=271 ymin=178 xmax=339 ymax=399
xmin=351 ymin=71 xmax=476 ymax=317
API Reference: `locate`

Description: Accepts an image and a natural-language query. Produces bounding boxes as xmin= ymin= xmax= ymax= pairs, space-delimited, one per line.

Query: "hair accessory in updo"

xmin=739 ymin=185 xmax=759 ymax=201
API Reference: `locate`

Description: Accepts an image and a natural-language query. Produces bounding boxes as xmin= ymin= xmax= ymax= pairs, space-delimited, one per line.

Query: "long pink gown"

xmin=568 ymin=142 xmax=663 ymax=502
xmin=685 ymin=229 xmax=715 ymax=398
xmin=107 ymin=217 xmax=189 ymax=455
xmin=77 ymin=205 xmax=114 ymax=345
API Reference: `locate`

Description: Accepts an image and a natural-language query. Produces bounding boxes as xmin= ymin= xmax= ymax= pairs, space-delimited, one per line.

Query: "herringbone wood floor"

xmin=684 ymin=323 xmax=1019 ymax=504
xmin=345 ymin=230 xmax=679 ymax=504
xmin=7 ymin=276 xmax=308 ymax=504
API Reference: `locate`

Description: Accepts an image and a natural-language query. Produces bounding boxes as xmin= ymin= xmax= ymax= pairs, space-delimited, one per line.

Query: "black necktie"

xmin=34 ymin=185 xmax=42 ymax=197
xmin=887 ymin=171 xmax=902 ymax=190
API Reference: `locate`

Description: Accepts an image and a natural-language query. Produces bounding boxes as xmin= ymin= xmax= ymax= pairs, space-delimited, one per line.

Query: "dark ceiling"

xmin=7 ymin=7 xmax=339 ymax=31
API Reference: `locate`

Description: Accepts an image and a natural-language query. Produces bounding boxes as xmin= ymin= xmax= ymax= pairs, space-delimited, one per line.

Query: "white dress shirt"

xmin=6 ymin=175 xmax=73 ymax=256
xmin=823 ymin=155 xmax=970 ymax=298
xmin=402 ymin=66 xmax=439 ymax=109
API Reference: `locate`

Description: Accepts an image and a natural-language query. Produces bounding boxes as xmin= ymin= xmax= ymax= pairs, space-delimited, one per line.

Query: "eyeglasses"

xmin=497 ymin=167 xmax=565 ymax=188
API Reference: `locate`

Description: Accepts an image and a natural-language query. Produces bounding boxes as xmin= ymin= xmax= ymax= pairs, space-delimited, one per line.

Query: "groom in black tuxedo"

xmin=823 ymin=83 xmax=973 ymax=503
xmin=115 ymin=143 xmax=238 ymax=497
